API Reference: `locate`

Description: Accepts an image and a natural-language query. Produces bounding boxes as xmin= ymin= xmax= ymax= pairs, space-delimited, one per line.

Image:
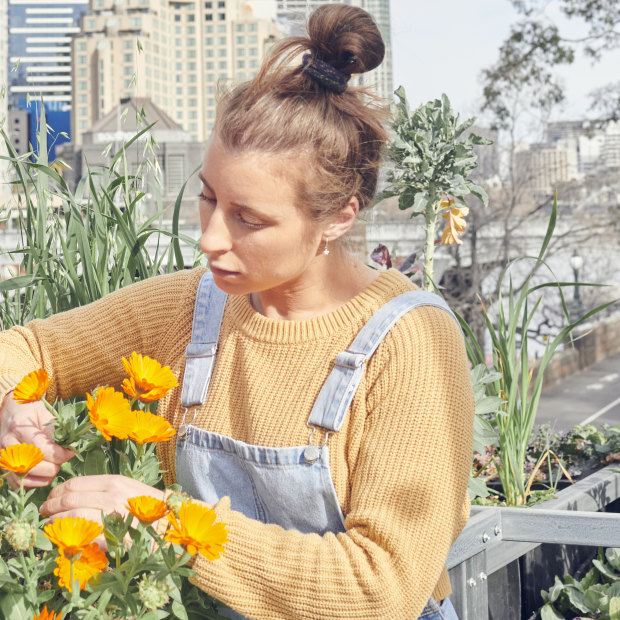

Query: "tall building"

xmin=276 ymin=0 xmax=393 ymax=100
xmin=0 ymin=0 xmax=10 ymax=206
xmin=7 ymin=0 xmax=88 ymax=157
xmin=71 ymin=0 xmax=281 ymax=145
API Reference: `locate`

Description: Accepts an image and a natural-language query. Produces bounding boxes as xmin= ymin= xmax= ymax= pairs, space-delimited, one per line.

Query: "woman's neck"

xmin=250 ymin=250 xmax=379 ymax=321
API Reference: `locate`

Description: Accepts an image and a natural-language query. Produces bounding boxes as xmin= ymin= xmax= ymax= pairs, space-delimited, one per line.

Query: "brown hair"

xmin=213 ymin=3 xmax=388 ymax=220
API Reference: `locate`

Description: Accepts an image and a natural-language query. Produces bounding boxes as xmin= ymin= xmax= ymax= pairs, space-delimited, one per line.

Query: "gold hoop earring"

xmin=323 ymin=238 xmax=330 ymax=255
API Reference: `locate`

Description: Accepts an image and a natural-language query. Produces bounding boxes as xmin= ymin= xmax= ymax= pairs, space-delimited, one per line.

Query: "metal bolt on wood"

xmin=494 ymin=525 xmax=501 ymax=537
xmin=481 ymin=532 xmax=490 ymax=542
xmin=467 ymin=578 xmax=477 ymax=588
xmin=478 ymin=572 xmax=487 ymax=581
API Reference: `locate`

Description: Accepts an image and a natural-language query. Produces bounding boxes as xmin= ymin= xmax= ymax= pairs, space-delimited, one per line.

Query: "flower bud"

xmin=103 ymin=511 xmax=128 ymax=548
xmin=138 ymin=573 xmax=171 ymax=611
xmin=5 ymin=519 xmax=37 ymax=551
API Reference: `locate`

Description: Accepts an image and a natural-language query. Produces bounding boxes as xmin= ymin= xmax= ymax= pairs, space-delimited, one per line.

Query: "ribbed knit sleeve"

xmin=0 ymin=268 xmax=204 ymax=403
xmin=188 ymin=304 xmax=474 ymax=619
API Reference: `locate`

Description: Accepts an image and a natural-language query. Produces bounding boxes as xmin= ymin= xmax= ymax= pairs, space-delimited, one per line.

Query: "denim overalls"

xmin=175 ymin=272 xmax=459 ymax=620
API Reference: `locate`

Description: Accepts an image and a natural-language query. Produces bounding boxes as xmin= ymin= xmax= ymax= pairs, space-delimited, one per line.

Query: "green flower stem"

xmin=70 ymin=557 xmax=78 ymax=604
xmin=18 ymin=550 xmax=37 ymax=607
xmin=423 ymin=198 xmax=438 ymax=292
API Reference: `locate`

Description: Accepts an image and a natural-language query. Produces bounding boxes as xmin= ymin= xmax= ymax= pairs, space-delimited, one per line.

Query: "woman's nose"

xmin=198 ymin=206 xmax=232 ymax=254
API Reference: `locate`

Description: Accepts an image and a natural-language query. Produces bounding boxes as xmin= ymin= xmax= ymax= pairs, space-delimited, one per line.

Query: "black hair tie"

xmin=302 ymin=54 xmax=350 ymax=94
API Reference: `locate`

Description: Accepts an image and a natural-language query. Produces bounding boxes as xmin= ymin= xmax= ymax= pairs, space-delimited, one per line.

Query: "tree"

xmin=483 ymin=0 xmax=620 ymax=125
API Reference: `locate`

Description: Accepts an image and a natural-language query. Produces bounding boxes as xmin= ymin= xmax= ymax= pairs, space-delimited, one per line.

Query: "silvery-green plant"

xmin=382 ymin=88 xmax=490 ymax=290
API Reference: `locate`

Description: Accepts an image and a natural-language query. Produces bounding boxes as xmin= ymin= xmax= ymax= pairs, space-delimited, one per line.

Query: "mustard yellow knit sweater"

xmin=0 ymin=267 xmax=474 ymax=619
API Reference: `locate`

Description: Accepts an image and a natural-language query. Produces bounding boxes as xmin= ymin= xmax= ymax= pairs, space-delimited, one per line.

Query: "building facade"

xmin=0 ymin=0 xmax=9 ymax=205
xmin=71 ymin=0 xmax=281 ymax=145
xmin=7 ymin=0 xmax=87 ymax=157
xmin=276 ymin=0 xmax=393 ymax=100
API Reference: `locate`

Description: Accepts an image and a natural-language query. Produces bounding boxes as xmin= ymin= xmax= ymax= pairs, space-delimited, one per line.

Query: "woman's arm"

xmin=0 ymin=268 xmax=204 ymax=404
xmin=0 ymin=268 xmax=205 ymax=488
xmin=187 ymin=306 xmax=474 ymax=619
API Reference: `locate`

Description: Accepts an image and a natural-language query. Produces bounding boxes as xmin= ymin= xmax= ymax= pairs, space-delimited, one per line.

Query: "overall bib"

xmin=176 ymin=272 xmax=459 ymax=620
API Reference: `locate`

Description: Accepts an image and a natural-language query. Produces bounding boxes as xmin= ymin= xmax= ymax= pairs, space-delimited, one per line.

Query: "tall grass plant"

xmin=0 ymin=104 xmax=201 ymax=329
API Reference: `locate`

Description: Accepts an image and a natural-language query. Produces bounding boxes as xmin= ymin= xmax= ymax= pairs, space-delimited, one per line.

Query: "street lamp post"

xmin=570 ymin=250 xmax=584 ymax=323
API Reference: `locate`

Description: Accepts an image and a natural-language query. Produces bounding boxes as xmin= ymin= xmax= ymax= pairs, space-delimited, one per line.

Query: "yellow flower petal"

xmin=86 ymin=387 xmax=132 ymax=441
xmin=54 ymin=543 xmax=107 ymax=592
xmin=43 ymin=517 xmax=103 ymax=557
xmin=121 ymin=352 xmax=178 ymax=403
xmin=127 ymin=495 xmax=169 ymax=524
xmin=0 ymin=443 xmax=44 ymax=475
xmin=33 ymin=606 xmax=63 ymax=620
xmin=13 ymin=369 xmax=51 ymax=404
xmin=165 ymin=501 xmax=227 ymax=560
xmin=126 ymin=410 xmax=176 ymax=445
xmin=441 ymin=206 xmax=470 ymax=245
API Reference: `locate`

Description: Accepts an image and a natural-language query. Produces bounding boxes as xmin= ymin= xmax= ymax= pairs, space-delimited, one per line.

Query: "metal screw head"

xmin=494 ymin=525 xmax=502 ymax=537
xmin=478 ymin=572 xmax=488 ymax=581
xmin=481 ymin=532 xmax=490 ymax=543
xmin=467 ymin=578 xmax=477 ymax=588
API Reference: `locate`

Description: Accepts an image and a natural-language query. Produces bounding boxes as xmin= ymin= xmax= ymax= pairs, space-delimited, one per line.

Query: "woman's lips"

xmin=209 ymin=265 xmax=240 ymax=277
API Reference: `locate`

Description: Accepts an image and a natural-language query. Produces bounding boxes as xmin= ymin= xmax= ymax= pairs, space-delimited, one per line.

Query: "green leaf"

xmin=467 ymin=474 xmax=490 ymax=500
xmin=611 ymin=597 xmax=620 ymax=620
xmin=545 ymin=576 xmax=565 ymax=604
xmin=540 ymin=604 xmax=565 ymax=620
xmin=607 ymin=548 xmax=620 ymax=572
xmin=172 ymin=599 xmax=190 ymax=620
xmin=594 ymin=558 xmax=618 ymax=581
xmin=565 ymin=586 xmax=592 ymax=613
xmin=397 ymin=185 xmax=417 ymax=210
xmin=84 ymin=447 xmax=108 ymax=476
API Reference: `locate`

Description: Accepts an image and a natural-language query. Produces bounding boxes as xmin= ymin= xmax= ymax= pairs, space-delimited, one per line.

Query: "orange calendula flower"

xmin=43 ymin=517 xmax=103 ymax=558
xmin=441 ymin=205 xmax=470 ymax=245
xmin=86 ymin=387 xmax=132 ymax=441
xmin=127 ymin=495 xmax=169 ymax=524
xmin=12 ymin=369 xmax=51 ymax=404
xmin=121 ymin=352 xmax=179 ymax=403
xmin=126 ymin=410 xmax=176 ymax=444
xmin=165 ymin=501 xmax=227 ymax=560
xmin=33 ymin=606 xmax=63 ymax=620
xmin=0 ymin=443 xmax=44 ymax=475
xmin=54 ymin=542 xmax=107 ymax=592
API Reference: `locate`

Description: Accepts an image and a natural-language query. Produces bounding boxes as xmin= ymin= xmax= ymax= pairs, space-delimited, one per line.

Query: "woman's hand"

xmin=39 ymin=475 xmax=165 ymax=549
xmin=0 ymin=392 xmax=74 ymax=488
xmin=39 ymin=474 xmax=164 ymax=522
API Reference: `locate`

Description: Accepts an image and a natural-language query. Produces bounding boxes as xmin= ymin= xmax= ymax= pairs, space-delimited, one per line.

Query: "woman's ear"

xmin=323 ymin=196 xmax=359 ymax=241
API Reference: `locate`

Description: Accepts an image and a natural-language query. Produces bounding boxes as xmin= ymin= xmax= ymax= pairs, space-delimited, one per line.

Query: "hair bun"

xmin=306 ymin=4 xmax=385 ymax=76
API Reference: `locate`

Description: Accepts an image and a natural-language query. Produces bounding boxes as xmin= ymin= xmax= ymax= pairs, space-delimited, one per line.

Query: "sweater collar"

xmin=225 ymin=269 xmax=416 ymax=344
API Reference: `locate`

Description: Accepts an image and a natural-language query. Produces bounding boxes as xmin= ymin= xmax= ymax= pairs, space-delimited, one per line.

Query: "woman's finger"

xmin=40 ymin=490 xmax=129 ymax=518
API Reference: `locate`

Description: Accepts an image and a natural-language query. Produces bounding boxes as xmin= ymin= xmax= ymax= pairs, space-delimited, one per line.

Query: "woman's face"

xmin=197 ymin=135 xmax=325 ymax=297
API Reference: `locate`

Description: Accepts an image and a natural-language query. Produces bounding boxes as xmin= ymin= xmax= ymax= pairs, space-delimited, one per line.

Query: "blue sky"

xmin=389 ymin=0 xmax=620 ymax=122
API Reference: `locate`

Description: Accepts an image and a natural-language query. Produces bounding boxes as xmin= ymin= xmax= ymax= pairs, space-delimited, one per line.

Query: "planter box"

xmin=448 ymin=466 xmax=620 ymax=619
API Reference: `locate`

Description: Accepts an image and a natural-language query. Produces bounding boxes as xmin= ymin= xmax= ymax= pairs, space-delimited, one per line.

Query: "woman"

xmin=0 ymin=4 xmax=473 ymax=618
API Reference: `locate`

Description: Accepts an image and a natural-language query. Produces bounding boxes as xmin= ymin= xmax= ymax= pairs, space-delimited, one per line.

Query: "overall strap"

xmin=180 ymin=271 xmax=228 ymax=408
xmin=306 ymin=291 xmax=458 ymax=433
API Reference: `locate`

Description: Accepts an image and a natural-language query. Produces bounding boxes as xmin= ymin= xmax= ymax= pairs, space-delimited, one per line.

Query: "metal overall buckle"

xmin=304 ymin=424 xmax=331 ymax=464
xmin=178 ymin=408 xmax=197 ymax=439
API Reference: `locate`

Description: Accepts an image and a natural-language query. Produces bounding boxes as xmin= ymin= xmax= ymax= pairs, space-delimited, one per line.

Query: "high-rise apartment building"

xmin=8 ymin=0 xmax=87 ymax=106
xmin=72 ymin=0 xmax=281 ymax=145
xmin=0 ymin=0 xmax=10 ymax=205
xmin=276 ymin=0 xmax=393 ymax=100
xmin=7 ymin=0 xmax=88 ymax=157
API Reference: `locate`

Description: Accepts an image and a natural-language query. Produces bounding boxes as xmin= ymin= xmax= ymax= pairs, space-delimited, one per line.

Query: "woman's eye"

xmin=238 ymin=214 xmax=264 ymax=229
xmin=198 ymin=193 xmax=216 ymax=203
